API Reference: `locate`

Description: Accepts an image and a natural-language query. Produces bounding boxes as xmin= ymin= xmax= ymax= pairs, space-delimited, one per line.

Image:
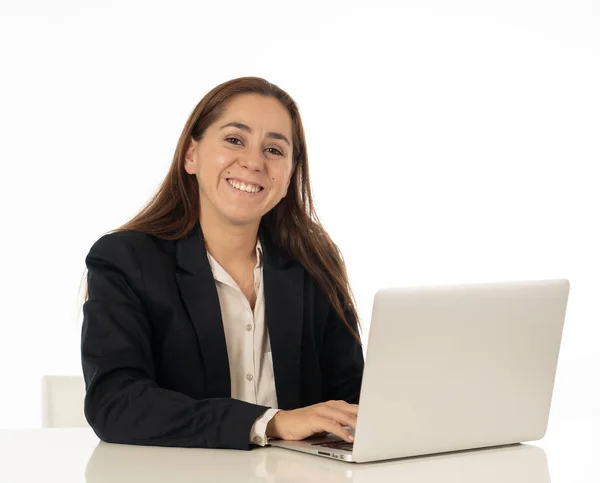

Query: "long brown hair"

xmin=82 ymin=76 xmax=361 ymax=343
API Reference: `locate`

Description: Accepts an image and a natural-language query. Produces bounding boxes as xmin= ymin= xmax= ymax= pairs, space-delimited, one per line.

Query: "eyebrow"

xmin=219 ymin=121 xmax=291 ymax=147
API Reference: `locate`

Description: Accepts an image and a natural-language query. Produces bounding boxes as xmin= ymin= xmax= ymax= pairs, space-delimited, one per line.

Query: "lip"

xmin=226 ymin=177 xmax=264 ymax=189
xmin=225 ymin=178 xmax=266 ymax=197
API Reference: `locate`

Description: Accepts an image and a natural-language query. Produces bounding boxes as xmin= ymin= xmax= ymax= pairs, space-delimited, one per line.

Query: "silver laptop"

xmin=270 ymin=279 xmax=570 ymax=463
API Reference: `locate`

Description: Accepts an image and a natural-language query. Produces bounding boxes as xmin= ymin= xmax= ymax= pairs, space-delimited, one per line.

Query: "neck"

xmin=199 ymin=211 xmax=259 ymax=268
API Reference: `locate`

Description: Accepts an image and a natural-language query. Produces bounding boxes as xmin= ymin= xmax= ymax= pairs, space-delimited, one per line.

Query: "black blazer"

xmin=81 ymin=220 xmax=364 ymax=450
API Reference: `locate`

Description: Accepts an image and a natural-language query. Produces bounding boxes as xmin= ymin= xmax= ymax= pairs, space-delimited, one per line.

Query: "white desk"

xmin=0 ymin=422 xmax=597 ymax=482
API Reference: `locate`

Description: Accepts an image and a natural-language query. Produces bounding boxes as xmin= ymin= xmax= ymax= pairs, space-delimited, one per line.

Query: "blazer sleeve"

xmin=320 ymin=300 xmax=365 ymax=404
xmin=81 ymin=233 xmax=269 ymax=449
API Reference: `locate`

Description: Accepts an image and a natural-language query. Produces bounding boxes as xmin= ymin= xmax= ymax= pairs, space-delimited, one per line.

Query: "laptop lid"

xmin=352 ymin=279 xmax=569 ymax=463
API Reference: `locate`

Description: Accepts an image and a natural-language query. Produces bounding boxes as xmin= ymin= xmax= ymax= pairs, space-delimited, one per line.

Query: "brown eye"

xmin=226 ymin=137 xmax=283 ymax=156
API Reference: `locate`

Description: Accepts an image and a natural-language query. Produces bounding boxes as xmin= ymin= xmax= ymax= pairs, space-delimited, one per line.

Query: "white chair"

xmin=41 ymin=375 xmax=89 ymax=428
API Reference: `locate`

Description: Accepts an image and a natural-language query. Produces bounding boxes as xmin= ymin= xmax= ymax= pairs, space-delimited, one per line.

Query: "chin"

xmin=225 ymin=213 xmax=263 ymax=227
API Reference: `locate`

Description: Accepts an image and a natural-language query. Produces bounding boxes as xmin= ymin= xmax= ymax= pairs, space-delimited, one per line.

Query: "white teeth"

xmin=227 ymin=179 xmax=262 ymax=193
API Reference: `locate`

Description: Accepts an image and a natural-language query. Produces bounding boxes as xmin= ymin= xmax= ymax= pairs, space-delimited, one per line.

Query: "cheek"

xmin=270 ymin=164 xmax=293 ymax=187
xmin=270 ymin=175 xmax=285 ymax=193
xmin=212 ymin=150 xmax=234 ymax=171
xmin=199 ymin=150 xmax=234 ymax=179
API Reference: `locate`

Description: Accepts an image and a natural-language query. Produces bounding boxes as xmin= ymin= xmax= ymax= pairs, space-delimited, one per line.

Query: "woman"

xmin=81 ymin=76 xmax=364 ymax=450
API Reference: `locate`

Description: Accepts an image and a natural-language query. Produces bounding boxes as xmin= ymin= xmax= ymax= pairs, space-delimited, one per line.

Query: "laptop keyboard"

xmin=311 ymin=440 xmax=354 ymax=452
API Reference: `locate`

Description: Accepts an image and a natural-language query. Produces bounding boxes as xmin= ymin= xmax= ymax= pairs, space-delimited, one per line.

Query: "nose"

xmin=238 ymin=146 xmax=266 ymax=171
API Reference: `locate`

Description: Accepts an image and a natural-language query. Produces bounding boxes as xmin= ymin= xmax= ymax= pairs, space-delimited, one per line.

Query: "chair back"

xmin=42 ymin=375 xmax=89 ymax=428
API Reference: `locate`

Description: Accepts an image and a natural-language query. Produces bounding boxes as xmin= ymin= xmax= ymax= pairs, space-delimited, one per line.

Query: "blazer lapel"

xmin=174 ymin=220 xmax=305 ymax=409
xmin=259 ymin=226 xmax=304 ymax=410
xmin=175 ymin=222 xmax=231 ymax=398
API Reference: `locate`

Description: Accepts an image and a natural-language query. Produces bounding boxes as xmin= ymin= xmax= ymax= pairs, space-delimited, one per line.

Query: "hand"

xmin=266 ymin=400 xmax=358 ymax=443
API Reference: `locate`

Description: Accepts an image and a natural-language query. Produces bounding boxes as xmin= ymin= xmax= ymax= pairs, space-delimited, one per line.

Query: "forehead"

xmin=217 ymin=93 xmax=292 ymax=137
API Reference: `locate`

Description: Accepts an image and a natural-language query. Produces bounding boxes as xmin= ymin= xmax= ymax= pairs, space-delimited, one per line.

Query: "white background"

xmin=0 ymin=0 xmax=597 ymax=453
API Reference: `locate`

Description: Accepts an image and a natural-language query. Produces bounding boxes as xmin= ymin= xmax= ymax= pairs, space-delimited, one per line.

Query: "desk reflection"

xmin=86 ymin=441 xmax=550 ymax=483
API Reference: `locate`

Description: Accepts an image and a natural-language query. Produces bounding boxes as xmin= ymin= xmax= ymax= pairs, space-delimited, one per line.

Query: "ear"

xmin=184 ymin=139 xmax=198 ymax=175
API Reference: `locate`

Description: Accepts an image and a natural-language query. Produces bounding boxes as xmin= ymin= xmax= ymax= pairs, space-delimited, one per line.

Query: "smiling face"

xmin=184 ymin=93 xmax=295 ymax=228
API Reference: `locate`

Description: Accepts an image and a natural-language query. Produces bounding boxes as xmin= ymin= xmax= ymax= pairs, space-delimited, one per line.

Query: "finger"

xmin=318 ymin=406 xmax=358 ymax=430
xmin=322 ymin=401 xmax=359 ymax=420
xmin=321 ymin=419 xmax=354 ymax=443
xmin=325 ymin=400 xmax=359 ymax=416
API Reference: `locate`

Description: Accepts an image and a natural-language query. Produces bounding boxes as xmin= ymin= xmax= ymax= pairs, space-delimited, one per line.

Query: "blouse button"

xmin=246 ymin=323 xmax=253 ymax=332
xmin=246 ymin=373 xmax=254 ymax=382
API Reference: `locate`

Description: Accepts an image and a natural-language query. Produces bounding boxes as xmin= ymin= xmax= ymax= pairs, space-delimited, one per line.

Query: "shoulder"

xmin=86 ymin=230 xmax=173 ymax=270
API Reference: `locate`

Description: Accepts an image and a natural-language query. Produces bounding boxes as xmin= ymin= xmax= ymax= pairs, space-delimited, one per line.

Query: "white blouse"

xmin=206 ymin=238 xmax=280 ymax=446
